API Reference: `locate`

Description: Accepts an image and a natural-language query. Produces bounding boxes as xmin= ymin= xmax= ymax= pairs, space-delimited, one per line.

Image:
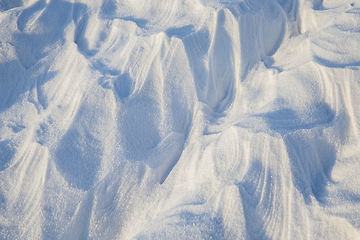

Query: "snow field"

xmin=1 ymin=0 xmax=360 ymax=239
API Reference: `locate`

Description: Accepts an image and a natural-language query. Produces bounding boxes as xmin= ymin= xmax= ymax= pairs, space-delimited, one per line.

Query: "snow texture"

xmin=1 ymin=0 xmax=360 ymax=239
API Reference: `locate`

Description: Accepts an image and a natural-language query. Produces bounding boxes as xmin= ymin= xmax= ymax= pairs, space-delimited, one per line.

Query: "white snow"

xmin=1 ymin=0 xmax=360 ymax=239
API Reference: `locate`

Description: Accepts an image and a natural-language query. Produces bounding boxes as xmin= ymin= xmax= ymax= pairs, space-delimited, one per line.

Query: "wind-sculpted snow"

xmin=1 ymin=0 xmax=360 ymax=239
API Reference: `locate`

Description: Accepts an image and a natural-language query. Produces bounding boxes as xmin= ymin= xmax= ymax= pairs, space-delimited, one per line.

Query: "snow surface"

xmin=1 ymin=0 xmax=360 ymax=239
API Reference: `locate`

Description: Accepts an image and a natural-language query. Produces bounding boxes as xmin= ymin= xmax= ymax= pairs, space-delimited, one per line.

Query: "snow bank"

xmin=1 ymin=0 xmax=360 ymax=239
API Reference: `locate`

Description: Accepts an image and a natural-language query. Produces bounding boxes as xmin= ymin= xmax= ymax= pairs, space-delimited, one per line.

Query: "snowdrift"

xmin=1 ymin=0 xmax=360 ymax=239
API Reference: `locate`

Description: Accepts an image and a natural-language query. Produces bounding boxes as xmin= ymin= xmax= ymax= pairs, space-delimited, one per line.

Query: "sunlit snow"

xmin=1 ymin=0 xmax=360 ymax=239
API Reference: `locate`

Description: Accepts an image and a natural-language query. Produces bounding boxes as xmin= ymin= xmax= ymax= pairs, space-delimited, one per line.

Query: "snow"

xmin=1 ymin=0 xmax=360 ymax=239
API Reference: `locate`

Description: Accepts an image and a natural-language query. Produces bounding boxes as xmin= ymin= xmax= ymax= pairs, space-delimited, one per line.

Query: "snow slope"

xmin=1 ymin=0 xmax=360 ymax=239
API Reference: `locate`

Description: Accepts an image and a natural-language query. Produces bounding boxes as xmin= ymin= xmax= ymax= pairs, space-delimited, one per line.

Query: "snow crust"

xmin=1 ymin=0 xmax=360 ymax=239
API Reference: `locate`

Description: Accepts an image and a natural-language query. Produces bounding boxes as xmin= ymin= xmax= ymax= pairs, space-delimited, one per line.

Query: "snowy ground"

xmin=1 ymin=0 xmax=360 ymax=239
